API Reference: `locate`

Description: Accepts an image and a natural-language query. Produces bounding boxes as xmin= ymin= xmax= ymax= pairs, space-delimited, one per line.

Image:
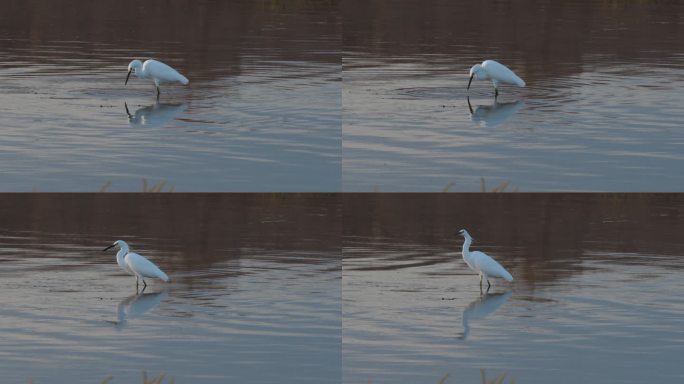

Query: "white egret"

xmin=458 ymin=229 xmax=513 ymax=289
xmin=125 ymin=59 xmax=189 ymax=99
xmin=103 ymin=240 xmax=170 ymax=288
xmin=467 ymin=60 xmax=525 ymax=97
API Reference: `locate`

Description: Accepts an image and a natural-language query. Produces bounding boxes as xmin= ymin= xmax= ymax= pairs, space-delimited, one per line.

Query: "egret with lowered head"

xmin=125 ymin=59 xmax=189 ymax=99
xmin=467 ymin=60 xmax=525 ymax=97
xmin=103 ymin=240 xmax=169 ymax=289
xmin=458 ymin=229 xmax=513 ymax=290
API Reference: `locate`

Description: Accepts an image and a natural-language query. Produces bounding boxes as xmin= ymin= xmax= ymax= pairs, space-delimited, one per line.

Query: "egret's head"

xmin=103 ymin=240 xmax=128 ymax=252
xmin=125 ymin=60 xmax=143 ymax=85
xmin=458 ymin=229 xmax=471 ymax=239
xmin=467 ymin=64 xmax=486 ymax=90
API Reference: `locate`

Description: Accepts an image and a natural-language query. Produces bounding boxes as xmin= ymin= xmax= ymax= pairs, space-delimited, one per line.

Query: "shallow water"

xmin=343 ymin=0 xmax=684 ymax=191
xmin=343 ymin=194 xmax=684 ymax=383
xmin=0 ymin=0 xmax=340 ymax=191
xmin=0 ymin=194 xmax=340 ymax=383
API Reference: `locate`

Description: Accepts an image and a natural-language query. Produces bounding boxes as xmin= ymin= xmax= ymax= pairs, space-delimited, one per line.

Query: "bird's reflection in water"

xmin=124 ymin=102 xmax=187 ymax=128
xmin=458 ymin=291 xmax=512 ymax=340
xmin=111 ymin=289 xmax=168 ymax=330
xmin=467 ymin=97 xmax=523 ymax=128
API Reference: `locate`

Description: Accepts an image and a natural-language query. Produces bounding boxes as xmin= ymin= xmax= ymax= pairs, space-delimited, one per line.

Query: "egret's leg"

xmin=156 ymin=86 xmax=160 ymax=100
xmin=487 ymin=279 xmax=491 ymax=289
xmin=135 ymin=277 xmax=139 ymax=289
xmin=143 ymin=279 xmax=148 ymax=288
xmin=494 ymin=88 xmax=499 ymax=97
xmin=124 ymin=102 xmax=132 ymax=119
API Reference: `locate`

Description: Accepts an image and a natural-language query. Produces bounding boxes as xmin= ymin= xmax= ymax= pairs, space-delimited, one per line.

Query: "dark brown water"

xmin=0 ymin=0 xmax=340 ymax=191
xmin=0 ymin=194 xmax=340 ymax=383
xmin=343 ymin=0 xmax=684 ymax=191
xmin=343 ymin=194 xmax=684 ymax=383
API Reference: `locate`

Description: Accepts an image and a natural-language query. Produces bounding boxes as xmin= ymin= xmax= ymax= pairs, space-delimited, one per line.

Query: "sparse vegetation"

xmin=29 ymin=372 xmax=173 ymax=384
xmin=366 ymin=370 xmax=515 ymax=384
xmin=98 ymin=179 xmax=175 ymax=192
xmin=442 ymin=177 xmax=518 ymax=192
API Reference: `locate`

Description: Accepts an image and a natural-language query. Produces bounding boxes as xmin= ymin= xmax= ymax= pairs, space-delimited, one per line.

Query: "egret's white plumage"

xmin=467 ymin=60 xmax=525 ymax=96
xmin=103 ymin=240 xmax=169 ymax=288
xmin=125 ymin=59 xmax=189 ymax=99
xmin=458 ymin=229 xmax=513 ymax=289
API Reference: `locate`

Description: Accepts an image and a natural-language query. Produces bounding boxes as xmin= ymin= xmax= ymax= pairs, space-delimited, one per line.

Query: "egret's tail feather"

xmin=502 ymin=270 xmax=514 ymax=282
xmin=159 ymin=270 xmax=170 ymax=282
xmin=179 ymin=75 xmax=189 ymax=85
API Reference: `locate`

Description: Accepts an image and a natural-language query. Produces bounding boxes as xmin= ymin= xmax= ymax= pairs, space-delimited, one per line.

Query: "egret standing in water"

xmin=103 ymin=240 xmax=170 ymax=288
xmin=467 ymin=60 xmax=525 ymax=97
xmin=458 ymin=229 xmax=513 ymax=290
xmin=125 ymin=59 xmax=189 ymax=99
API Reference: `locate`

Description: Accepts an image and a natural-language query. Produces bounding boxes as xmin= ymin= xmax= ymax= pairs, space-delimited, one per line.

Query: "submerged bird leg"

xmin=143 ymin=279 xmax=148 ymax=289
xmin=156 ymin=86 xmax=161 ymax=100
xmin=124 ymin=102 xmax=132 ymax=120
xmin=487 ymin=279 xmax=491 ymax=289
xmin=494 ymin=88 xmax=499 ymax=97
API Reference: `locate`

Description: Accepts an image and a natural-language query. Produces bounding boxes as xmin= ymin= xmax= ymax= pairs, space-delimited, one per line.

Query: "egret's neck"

xmin=475 ymin=68 xmax=489 ymax=81
xmin=116 ymin=247 xmax=129 ymax=266
xmin=134 ymin=66 xmax=147 ymax=79
xmin=462 ymin=236 xmax=472 ymax=260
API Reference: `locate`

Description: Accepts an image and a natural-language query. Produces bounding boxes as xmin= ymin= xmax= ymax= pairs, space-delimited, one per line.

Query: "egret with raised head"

xmin=103 ymin=240 xmax=170 ymax=288
xmin=125 ymin=59 xmax=189 ymax=99
xmin=467 ymin=60 xmax=525 ymax=97
xmin=458 ymin=229 xmax=513 ymax=289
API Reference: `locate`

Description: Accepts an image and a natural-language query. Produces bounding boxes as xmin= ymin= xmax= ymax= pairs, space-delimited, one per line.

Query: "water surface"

xmin=343 ymin=194 xmax=684 ymax=383
xmin=0 ymin=0 xmax=340 ymax=191
xmin=343 ymin=0 xmax=684 ymax=191
xmin=0 ymin=194 xmax=341 ymax=383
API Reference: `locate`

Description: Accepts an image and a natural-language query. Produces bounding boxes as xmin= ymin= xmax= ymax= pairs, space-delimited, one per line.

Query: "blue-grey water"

xmin=343 ymin=194 xmax=684 ymax=383
xmin=343 ymin=0 xmax=684 ymax=191
xmin=0 ymin=0 xmax=340 ymax=191
xmin=0 ymin=194 xmax=341 ymax=383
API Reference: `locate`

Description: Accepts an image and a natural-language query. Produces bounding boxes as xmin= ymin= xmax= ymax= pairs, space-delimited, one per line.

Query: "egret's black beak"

xmin=467 ymin=74 xmax=473 ymax=91
xmin=103 ymin=244 xmax=115 ymax=252
xmin=125 ymin=69 xmax=132 ymax=85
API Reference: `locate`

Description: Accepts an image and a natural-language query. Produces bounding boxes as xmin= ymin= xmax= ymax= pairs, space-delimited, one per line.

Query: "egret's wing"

xmin=482 ymin=60 xmax=525 ymax=87
xmin=125 ymin=252 xmax=169 ymax=281
xmin=470 ymin=251 xmax=513 ymax=281
xmin=143 ymin=59 xmax=189 ymax=84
